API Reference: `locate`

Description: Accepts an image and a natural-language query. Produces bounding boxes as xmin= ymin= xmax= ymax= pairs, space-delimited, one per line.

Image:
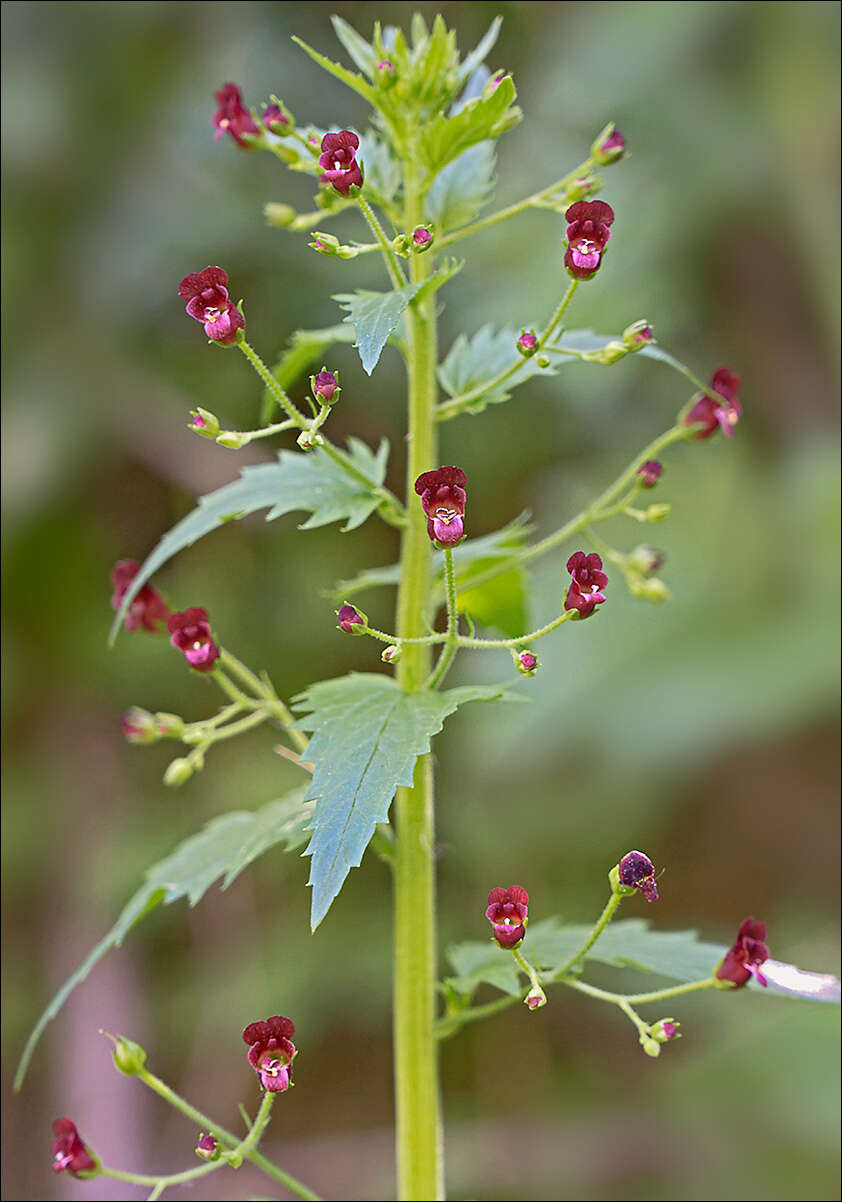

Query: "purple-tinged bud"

xmin=121 ymin=707 xmax=159 ymax=745
xmin=617 ymin=850 xmax=660 ymax=902
xmin=377 ymin=60 xmax=395 ymax=76
xmin=636 ymin=460 xmax=662 ymax=489
xmin=381 ymin=644 xmax=401 ymax=664
xmin=525 ymin=985 xmax=547 ymax=1010
xmin=482 ymin=70 xmax=506 ymax=98
xmin=683 ymin=367 xmax=742 ymax=439
xmin=591 ymin=123 xmax=627 ymax=166
xmin=414 ymin=466 xmax=467 ymax=548
xmin=311 ymin=368 xmax=340 ymax=405
xmin=309 ymin=232 xmax=341 ymax=256
xmin=650 ymin=1018 xmax=680 ymax=1043
xmin=564 ymin=551 xmax=608 ymax=619
xmin=628 ymin=545 xmax=665 ymax=575
xmin=189 ymin=407 xmax=220 ymax=439
xmin=486 ymin=886 xmax=529 ymax=949
xmin=565 ymin=174 xmax=602 ymax=204
xmin=155 ymin=712 xmax=185 ymax=738
xmin=319 ymin=130 xmax=363 ymax=196
xmin=715 ymin=917 xmax=769 ymax=989
xmin=195 ymin=1133 xmax=221 ymax=1162
xmin=412 ymin=225 xmax=433 ymax=252
xmin=164 ymin=757 xmax=195 ymax=788
xmin=243 ymin=1016 xmax=297 ymax=1093
xmin=623 ymin=319 xmax=654 ymax=349
xmin=264 ymin=202 xmax=296 ymax=228
xmin=517 ymin=329 xmax=538 ymax=358
xmin=516 ymin=650 xmax=539 ymax=676
xmin=51 ymin=1119 xmax=98 ymax=1178
xmin=564 ymin=200 xmax=614 ymax=281
xmin=262 ymin=102 xmax=290 ymax=134
xmin=336 ymin=603 xmax=367 ymax=634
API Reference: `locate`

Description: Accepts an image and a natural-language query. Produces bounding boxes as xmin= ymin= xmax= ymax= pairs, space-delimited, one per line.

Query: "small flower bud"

xmin=517 ymin=329 xmax=538 ymax=358
xmin=650 ymin=1018 xmax=680 ymax=1043
xmin=591 ymin=123 xmax=627 ymax=166
xmin=195 ymin=1133 xmax=221 ymax=1162
xmin=617 ymin=850 xmax=659 ymax=902
xmin=264 ymin=203 xmax=297 ymax=228
xmin=636 ymin=460 xmax=663 ymax=489
xmin=189 ymin=408 xmax=220 ymax=438
xmin=377 ymin=59 xmax=395 ymax=75
xmin=121 ymin=707 xmax=159 ymax=745
xmin=525 ymin=985 xmax=547 ymax=1010
xmin=646 ymin=504 xmax=671 ymax=522
xmin=580 ymin=340 xmax=626 ymax=365
xmin=111 ymin=1034 xmax=148 ymax=1075
xmin=629 ymin=576 xmax=671 ymax=603
xmin=381 ymin=644 xmax=401 ymax=664
xmin=641 ymin=1037 xmax=661 ymax=1058
xmin=392 ymin=232 xmax=412 ymax=258
xmin=155 ymin=712 xmax=185 ymax=738
xmin=164 ymin=757 xmax=195 ymax=788
xmin=628 ymin=545 xmax=665 ymax=575
xmin=215 ymin=430 xmax=250 ymax=449
xmin=311 ymin=368 xmax=340 ymax=405
xmin=309 ymin=232 xmax=341 ymax=256
xmin=411 ymin=225 xmax=433 ymax=252
xmin=484 ymin=70 xmax=506 ymax=96
xmin=262 ymin=100 xmax=292 ymax=134
xmin=535 ymin=354 xmax=551 ymax=368
xmin=565 ymin=174 xmax=602 ymax=203
xmin=622 ymin=319 xmax=654 ymax=349
xmin=296 ymin=428 xmax=324 ymax=451
xmin=515 ymin=650 xmax=539 ymax=676
xmin=336 ymin=603 xmax=367 ymax=634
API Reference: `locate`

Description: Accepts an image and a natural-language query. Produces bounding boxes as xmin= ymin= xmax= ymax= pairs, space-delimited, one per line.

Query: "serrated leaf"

xmin=110 ymin=439 xmax=389 ymax=641
xmin=330 ymin=15 xmax=377 ymax=77
xmin=292 ymin=36 xmax=377 ymax=107
xmin=528 ymin=917 xmax=727 ymax=981
xmin=421 ymin=75 xmax=518 ymax=175
xmin=456 ymin=15 xmax=503 ymax=83
xmin=14 ymin=791 xmax=312 ymax=1089
xmin=294 ymin=675 xmax=516 ymax=928
xmin=427 ymin=142 xmax=496 ymax=231
xmin=356 ymin=132 xmax=401 ymax=203
xmin=261 ymin=323 xmax=357 ymax=423
xmin=335 ymin=283 xmax=422 ymax=374
xmin=438 ymin=324 xmax=556 ymax=415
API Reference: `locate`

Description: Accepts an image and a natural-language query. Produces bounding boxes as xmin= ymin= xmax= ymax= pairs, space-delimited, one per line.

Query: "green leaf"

xmin=421 ymin=75 xmax=519 ymax=175
xmin=292 ymin=35 xmax=377 ymax=107
xmin=426 ymin=142 xmax=496 ymax=231
xmin=334 ymin=282 xmax=422 ymax=374
xmin=528 ymin=917 xmax=727 ymax=981
xmin=330 ymin=15 xmax=377 ymax=77
xmin=447 ymin=939 xmax=521 ymax=997
xmin=457 ymin=562 xmax=528 ymax=639
xmin=110 ymin=439 xmax=389 ymax=642
xmin=294 ymin=675 xmax=517 ymax=928
xmin=14 ymin=790 xmax=312 ymax=1089
xmin=556 ymin=329 xmax=700 ymax=380
xmin=261 ymin=323 xmax=357 ymax=424
xmin=456 ymin=16 xmax=503 ymax=83
xmin=438 ymin=324 xmax=556 ymax=414
xmin=331 ymin=514 xmax=533 ymax=601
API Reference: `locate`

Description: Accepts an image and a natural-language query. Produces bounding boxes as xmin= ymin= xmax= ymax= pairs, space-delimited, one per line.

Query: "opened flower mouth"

xmin=414 ymin=466 xmax=467 ymax=548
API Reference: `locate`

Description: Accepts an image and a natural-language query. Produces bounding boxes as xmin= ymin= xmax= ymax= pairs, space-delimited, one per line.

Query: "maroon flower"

xmin=414 ymin=466 xmax=467 ymax=547
xmin=336 ymin=603 xmax=366 ymax=634
xmin=517 ymin=329 xmax=538 ymax=357
xmin=319 ymin=131 xmax=363 ymax=196
xmin=110 ymin=560 xmax=170 ymax=633
xmin=516 ymin=650 xmax=539 ymax=676
xmin=683 ymin=367 xmax=742 ymax=439
xmin=167 ymin=608 xmax=220 ymax=673
xmin=636 ymin=460 xmax=662 ymax=489
xmin=564 ymin=200 xmax=615 ymax=280
xmin=262 ymin=103 xmax=288 ymax=134
xmin=178 ymin=267 xmax=245 ymax=346
xmin=195 ymin=1132 xmax=220 ymax=1161
xmin=243 ymin=1016 xmax=297 ymax=1093
xmin=311 ymin=369 xmax=340 ymax=405
xmin=412 ymin=226 xmax=433 ymax=248
xmin=716 ymin=917 xmax=769 ymax=988
xmin=486 ymin=886 xmax=529 ymax=949
xmin=51 ymin=1118 xmax=96 ymax=1176
xmin=618 ymin=850 xmax=659 ymax=902
xmin=212 ymin=83 xmax=260 ymax=147
xmin=564 ymin=551 xmax=608 ymax=618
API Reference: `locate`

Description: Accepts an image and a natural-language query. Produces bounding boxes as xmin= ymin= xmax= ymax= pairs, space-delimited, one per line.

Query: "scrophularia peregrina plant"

xmin=16 ymin=14 xmax=840 ymax=1202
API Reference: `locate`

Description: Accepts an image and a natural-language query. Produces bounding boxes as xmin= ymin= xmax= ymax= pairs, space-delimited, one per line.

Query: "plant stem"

xmin=551 ymin=891 xmax=624 ymax=981
xmin=357 ymin=195 xmax=407 ymax=289
xmin=238 ymin=339 xmax=308 ymax=427
xmin=425 ymin=547 xmax=460 ymax=690
xmin=392 ymin=148 xmax=443 ymax=1201
xmin=567 ymin=976 xmax=717 ymax=1007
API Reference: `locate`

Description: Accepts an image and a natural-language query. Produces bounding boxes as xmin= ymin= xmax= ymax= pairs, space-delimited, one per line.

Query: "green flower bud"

xmin=622 ymin=320 xmax=654 ymax=351
xmin=381 ymin=644 xmax=401 ymax=664
xmin=264 ymin=203 xmax=297 ymax=228
xmin=112 ymin=1034 xmax=148 ymax=1075
xmin=154 ymin=712 xmax=185 ymax=738
xmin=215 ymin=430 xmax=250 ymax=449
xmin=646 ymin=504 xmax=671 ymax=522
xmin=641 ymin=1036 xmax=661 ymax=1057
xmin=189 ymin=408 xmax=220 ymax=438
xmin=164 ymin=757 xmax=194 ymax=788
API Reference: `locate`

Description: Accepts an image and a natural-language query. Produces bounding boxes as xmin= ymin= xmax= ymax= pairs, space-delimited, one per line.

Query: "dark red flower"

xmin=618 ymin=850 xmax=659 ymax=902
xmin=564 ymin=551 xmax=608 ymax=618
xmin=51 ymin=1118 xmax=96 ymax=1176
xmin=683 ymin=367 xmax=742 ymax=439
xmin=110 ymin=560 xmax=170 ymax=633
xmin=311 ymin=369 xmax=340 ymax=404
xmin=167 ymin=608 xmax=220 ymax=673
xmin=412 ymin=226 xmax=432 ymax=248
xmin=414 ymin=466 xmax=467 ymax=548
xmin=195 ymin=1132 xmax=220 ymax=1161
xmin=319 ymin=131 xmax=363 ymax=196
xmin=212 ymin=83 xmax=260 ymax=147
xmin=262 ymin=103 xmax=288 ymax=134
xmin=564 ymin=200 xmax=614 ymax=280
xmin=716 ymin=917 xmax=769 ymax=988
xmin=486 ymin=886 xmax=529 ymax=949
xmin=336 ymin=603 xmax=366 ymax=633
xmin=636 ymin=460 xmax=662 ymax=488
xmin=178 ymin=267 xmax=245 ymax=346
xmin=242 ymin=1016 xmax=297 ymax=1093
xmin=517 ymin=329 xmax=538 ymax=357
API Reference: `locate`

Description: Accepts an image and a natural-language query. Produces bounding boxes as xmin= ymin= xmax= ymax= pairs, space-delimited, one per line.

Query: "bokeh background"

xmin=2 ymin=2 xmax=840 ymax=1199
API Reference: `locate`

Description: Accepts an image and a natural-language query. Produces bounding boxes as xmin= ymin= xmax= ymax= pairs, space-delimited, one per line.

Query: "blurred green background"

xmin=2 ymin=2 xmax=840 ymax=1199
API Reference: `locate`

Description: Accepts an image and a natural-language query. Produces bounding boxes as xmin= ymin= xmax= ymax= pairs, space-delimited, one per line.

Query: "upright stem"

xmin=392 ymin=151 xmax=443 ymax=1201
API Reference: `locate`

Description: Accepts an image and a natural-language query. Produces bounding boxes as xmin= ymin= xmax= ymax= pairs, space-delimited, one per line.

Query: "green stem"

xmin=435 ymin=994 xmax=518 ymax=1040
xmin=456 ymin=609 xmax=573 ymax=649
xmin=435 ymin=280 xmax=579 ymax=422
xmin=425 ymin=547 xmax=460 ymax=690
xmin=392 ymin=148 xmax=443 ymax=1201
xmin=238 ymin=339 xmax=308 ymax=427
xmin=136 ymin=1068 xmax=320 ymax=1200
xmin=357 ymin=195 xmax=407 ymax=289
xmin=512 ymin=946 xmax=547 ymax=1008
xmin=551 ymin=891 xmax=624 ymax=981
xmin=588 ymin=425 xmax=685 ymax=517
xmin=318 ymin=440 xmax=407 ymax=529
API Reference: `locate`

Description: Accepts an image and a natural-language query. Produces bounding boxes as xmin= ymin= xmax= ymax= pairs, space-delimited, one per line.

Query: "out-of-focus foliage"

xmin=2 ymin=3 xmax=839 ymax=1200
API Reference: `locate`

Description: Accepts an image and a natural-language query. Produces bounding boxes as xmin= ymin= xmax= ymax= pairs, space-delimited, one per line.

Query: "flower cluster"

xmin=167 ymin=608 xmax=220 ymax=673
xmin=319 ymin=131 xmax=363 ymax=196
xmin=485 ymin=886 xmax=529 ymax=948
xmin=414 ymin=466 xmax=467 ymax=547
xmin=564 ymin=200 xmax=614 ymax=280
xmin=716 ymin=917 xmax=769 ymax=988
xmin=51 ymin=1118 xmax=96 ymax=1177
xmin=110 ymin=560 xmax=170 ymax=633
xmin=178 ymin=267 xmax=244 ymax=346
xmin=683 ymin=367 xmax=742 ymax=438
xmin=212 ymin=83 xmax=260 ymax=147
xmin=242 ymin=1015 xmax=297 ymax=1092
xmin=564 ymin=551 xmax=608 ymax=618
xmin=618 ymin=850 xmax=660 ymax=902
